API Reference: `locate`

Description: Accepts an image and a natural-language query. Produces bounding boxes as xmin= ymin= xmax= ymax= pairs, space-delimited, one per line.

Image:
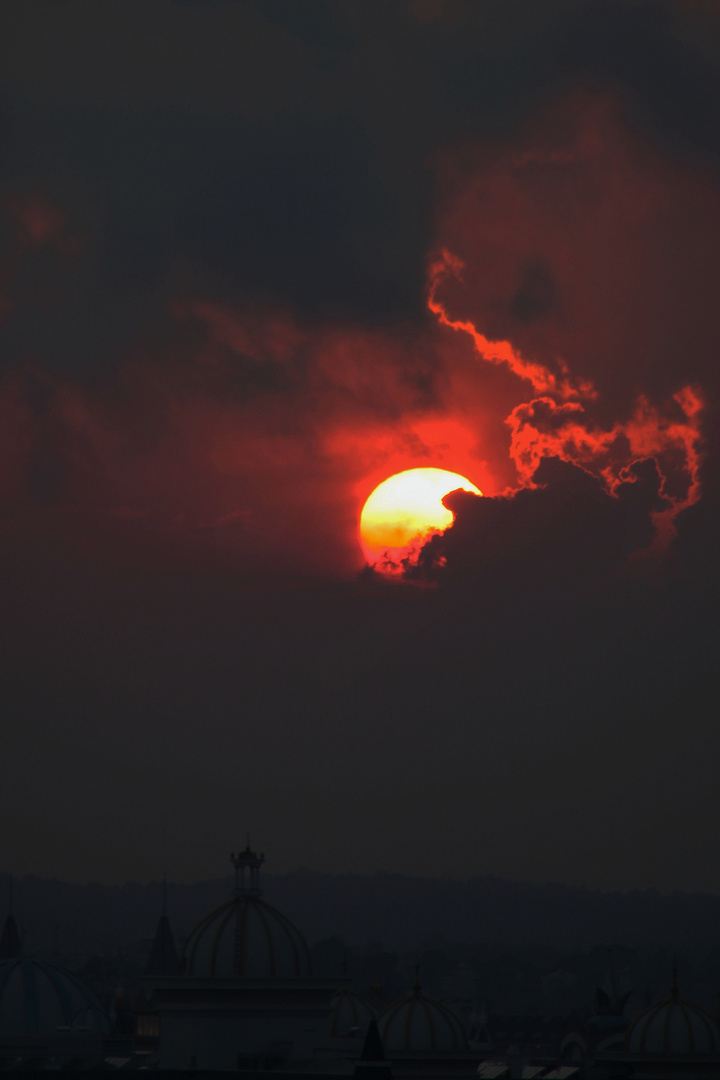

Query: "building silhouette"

xmin=0 ymin=890 xmax=110 ymax=1068
xmin=3 ymin=855 xmax=720 ymax=1078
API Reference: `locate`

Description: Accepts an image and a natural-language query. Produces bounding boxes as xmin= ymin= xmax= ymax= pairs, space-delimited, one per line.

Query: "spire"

xmin=361 ymin=1019 xmax=386 ymax=1062
xmin=0 ymin=878 xmax=21 ymax=962
xmin=594 ymin=947 xmax=633 ymax=1016
xmin=354 ymin=1020 xmax=393 ymax=1080
xmin=230 ymin=841 xmax=265 ymax=896
xmin=145 ymin=879 xmax=179 ymax=976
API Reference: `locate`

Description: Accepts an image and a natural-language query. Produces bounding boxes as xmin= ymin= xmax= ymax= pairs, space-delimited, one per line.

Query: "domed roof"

xmin=331 ymin=988 xmax=376 ymax=1036
xmin=379 ymin=978 xmax=467 ymax=1052
xmin=0 ymin=958 xmax=110 ymax=1037
xmin=625 ymin=974 xmax=720 ymax=1056
xmin=181 ymin=846 xmax=311 ymax=978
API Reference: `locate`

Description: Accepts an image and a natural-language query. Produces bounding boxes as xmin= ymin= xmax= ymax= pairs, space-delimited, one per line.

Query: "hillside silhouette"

xmin=6 ymin=871 xmax=720 ymax=957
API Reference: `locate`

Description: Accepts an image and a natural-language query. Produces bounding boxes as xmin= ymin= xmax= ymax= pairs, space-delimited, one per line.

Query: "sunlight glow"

xmin=360 ymin=467 xmax=481 ymax=569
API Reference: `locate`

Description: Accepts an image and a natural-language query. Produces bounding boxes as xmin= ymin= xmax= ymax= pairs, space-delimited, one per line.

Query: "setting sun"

xmin=360 ymin=467 xmax=482 ymax=568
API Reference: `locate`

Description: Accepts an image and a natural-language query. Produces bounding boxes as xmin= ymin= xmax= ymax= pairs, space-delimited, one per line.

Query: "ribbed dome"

xmin=379 ymin=981 xmax=467 ymax=1052
xmin=0 ymin=959 xmax=110 ymax=1037
xmin=182 ymin=894 xmax=311 ymax=977
xmin=181 ymin=845 xmax=311 ymax=978
xmin=626 ymin=980 xmax=720 ymax=1055
xmin=331 ymin=988 xmax=376 ymax=1036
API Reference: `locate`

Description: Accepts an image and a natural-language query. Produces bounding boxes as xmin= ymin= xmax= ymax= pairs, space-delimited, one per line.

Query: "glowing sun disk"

xmin=360 ymin=467 xmax=482 ymax=566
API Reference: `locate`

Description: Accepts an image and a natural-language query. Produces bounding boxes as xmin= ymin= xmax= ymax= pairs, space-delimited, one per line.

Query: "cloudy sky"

xmin=2 ymin=0 xmax=720 ymax=891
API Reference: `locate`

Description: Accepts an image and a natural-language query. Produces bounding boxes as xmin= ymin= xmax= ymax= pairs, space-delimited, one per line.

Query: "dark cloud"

xmin=1 ymin=0 xmax=720 ymax=377
xmin=413 ymin=456 xmax=668 ymax=588
xmin=509 ymin=262 xmax=558 ymax=325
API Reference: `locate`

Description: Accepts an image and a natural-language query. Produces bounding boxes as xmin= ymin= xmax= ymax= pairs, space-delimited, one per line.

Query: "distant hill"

xmin=5 ymin=870 xmax=720 ymax=958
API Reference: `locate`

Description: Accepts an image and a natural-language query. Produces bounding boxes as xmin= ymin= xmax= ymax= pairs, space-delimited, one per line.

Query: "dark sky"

xmin=2 ymin=0 xmax=720 ymax=891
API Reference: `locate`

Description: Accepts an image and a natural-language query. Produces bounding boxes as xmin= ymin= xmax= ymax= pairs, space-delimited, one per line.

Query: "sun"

xmin=360 ymin=467 xmax=482 ymax=568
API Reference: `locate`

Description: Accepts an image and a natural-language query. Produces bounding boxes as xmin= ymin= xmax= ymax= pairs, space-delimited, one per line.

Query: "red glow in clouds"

xmin=429 ymin=249 xmax=595 ymax=401
xmin=0 ymin=91 xmax=712 ymax=577
xmin=428 ymin=249 xmax=703 ymax=550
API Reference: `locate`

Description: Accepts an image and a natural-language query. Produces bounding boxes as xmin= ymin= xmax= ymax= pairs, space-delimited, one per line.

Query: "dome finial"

xmin=230 ymin=839 xmax=265 ymax=895
xmin=413 ymin=960 xmax=421 ymax=992
xmin=670 ymin=960 xmax=679 ymax=998
xmin=0 ymin=877 xmax=21 ymax=961
xmin=606 ymin=947 xmax=616 ymax=1000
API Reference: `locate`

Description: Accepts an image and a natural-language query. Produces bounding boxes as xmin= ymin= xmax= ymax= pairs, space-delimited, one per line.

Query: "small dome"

xmin=0 ymin=959 xmax=110 ymax=1037
xmin=625 ymin=980 xmax=719 ymax=1055
xmin=331 ymin=989 xmax=376 ymax=1036
xmin=379 ymin=982 xmax=467 ymax=1052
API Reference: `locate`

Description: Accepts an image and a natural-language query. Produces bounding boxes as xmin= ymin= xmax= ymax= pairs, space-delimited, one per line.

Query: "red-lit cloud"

xmin=0 ymin=91 xmax=716 ymax=581
xmin=423 ymin=91 xmax=718 ymax=559
xmin=429 ymin=247 xmax=703 ymax=551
